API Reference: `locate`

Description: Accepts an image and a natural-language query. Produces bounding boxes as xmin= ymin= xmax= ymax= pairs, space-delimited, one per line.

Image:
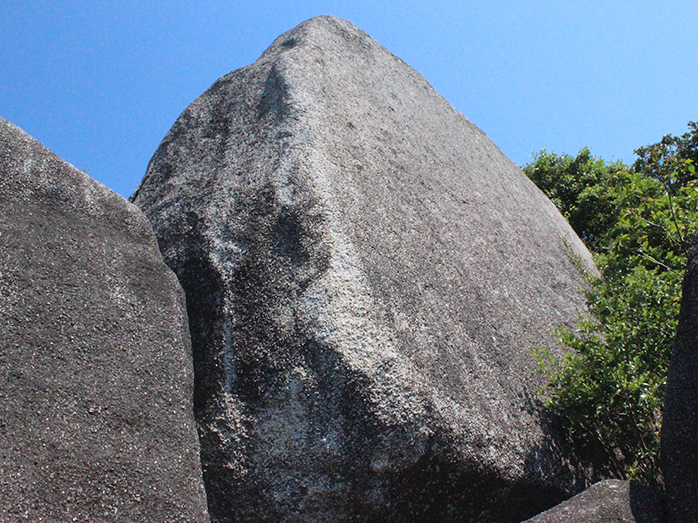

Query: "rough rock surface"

xmin=662 ymin=230 xmax=698 ymax=522
xmin=0 ymin=117 xmax=210 ymax=522
xmin=523 ymin=480 xmax=665 ymax=523
xmin=132 ymin=16 xmax=598 ymax=522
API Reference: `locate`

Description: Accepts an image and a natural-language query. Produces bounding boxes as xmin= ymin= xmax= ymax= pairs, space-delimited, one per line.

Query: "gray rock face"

xmin=132 ymin=16 xmax=597 ymax=522
xmin=523 ymin=480 xmax=665 ymax=523
xmin=662 ymin=231 xmax=698 ymax=522
xmin=0 ymin=117 xmax=209 ymax=522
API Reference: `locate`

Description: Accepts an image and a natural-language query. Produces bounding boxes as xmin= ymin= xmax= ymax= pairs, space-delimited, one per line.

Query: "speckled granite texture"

xmin=662 ymin=230 xmax=698 ymax=523
xmin=0 ymin=117 xmax=209 ymax=522
xmin=133 ymin=16 xmax=598 ymax=522
xmin=523 ymin=480 xmax=665 ymax=523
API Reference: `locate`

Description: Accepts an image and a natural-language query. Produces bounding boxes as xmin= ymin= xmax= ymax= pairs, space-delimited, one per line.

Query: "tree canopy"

xmin=523 ymin=122 xmax=698 ymax=482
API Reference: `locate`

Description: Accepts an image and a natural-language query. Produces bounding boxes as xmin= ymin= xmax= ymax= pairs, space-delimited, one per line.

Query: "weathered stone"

xmin=132 ymin=16 xmax=598 ymax=522
xmin=523 ymin=480 xmax=665 ymax=523
xmin=662 ymin=230 xmax=698 ymax=522
xmin=0 ymin=117 xmax=209 ymax=522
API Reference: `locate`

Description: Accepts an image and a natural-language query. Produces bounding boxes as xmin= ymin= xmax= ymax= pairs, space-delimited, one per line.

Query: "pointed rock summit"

xmin=133 ymin=16 xmax=597 ymax=522
xmin=0 ymin=117 xmax=209 ymax=521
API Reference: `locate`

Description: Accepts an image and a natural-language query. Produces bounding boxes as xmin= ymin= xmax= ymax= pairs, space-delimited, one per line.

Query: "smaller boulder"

xmin=522 ymin=480 xmax=664 ymax=523
xmin=0 ymin=117 xmax=209 ymax=522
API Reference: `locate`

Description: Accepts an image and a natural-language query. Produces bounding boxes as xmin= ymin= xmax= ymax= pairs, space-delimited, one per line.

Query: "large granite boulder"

xmin=132 ymin=16 xmax=598 ymax=522
xmin=0 ymin=117 xmax=210 ymax=522
xmin=523 ymin=480 xmax=665 ymax=523
xmin=662 ymin=230 xmax=698 ymax=522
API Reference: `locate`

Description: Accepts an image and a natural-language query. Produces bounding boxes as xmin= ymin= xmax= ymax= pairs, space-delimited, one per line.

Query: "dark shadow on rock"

xmin=629 ymin=482 xmax=666 ymax=523
xmin=375 ymin=453 xmax=568 ymax=523
xmin=522 ymin=389 xmax=614 ymax=490
xmin=662 ymin=229 xmax=698 ymax=522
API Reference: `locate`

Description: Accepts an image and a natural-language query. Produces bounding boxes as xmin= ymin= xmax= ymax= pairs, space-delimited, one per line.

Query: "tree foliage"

xmin=524 ymin=122 xmax=698 ymax=482
xmin=524 ymin=147 xmax=626 ymax=250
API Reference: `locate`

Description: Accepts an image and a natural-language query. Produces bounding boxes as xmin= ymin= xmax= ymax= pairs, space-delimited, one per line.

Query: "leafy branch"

xmin=523 ymin=122 xmax=698 ymax=483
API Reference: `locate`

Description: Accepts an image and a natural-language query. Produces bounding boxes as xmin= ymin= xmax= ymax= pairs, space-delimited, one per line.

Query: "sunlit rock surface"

xmin=0 ymin=117 xmax=209 ymax=522
xmin=523 ymin=480 xmax=664 ymax=523
xmin=133 ymin=16 xmax=597 ymax=522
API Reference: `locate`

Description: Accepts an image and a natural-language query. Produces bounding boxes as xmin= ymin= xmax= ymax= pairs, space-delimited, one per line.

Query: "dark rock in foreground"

xmin=523 ymin=480 xmax=665 ymax=523
xmin=0 ymin=117 xmax=209 ymax=522
xmin=662 ymin=230 xmax=698 ymax=522
xmin=133 ymin=16 xmax=597 ymax=522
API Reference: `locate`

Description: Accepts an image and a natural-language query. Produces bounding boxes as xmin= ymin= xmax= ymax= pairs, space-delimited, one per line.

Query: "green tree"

xmin=523 ymin=147 xmax=626 ymax=250
xmin=525 ymin=123 xmax=698 ymax=483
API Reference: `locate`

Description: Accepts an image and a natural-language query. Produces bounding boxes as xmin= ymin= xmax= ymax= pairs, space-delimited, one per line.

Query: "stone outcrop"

xmin=132 ymin=16 xmax=598 ymax=522
xmin=523 ymin=480 xmax=665 ymax=523
xmin=0 ymin=117 xmax=210 ymax=522
xmin=662 ymin=230 xmax=698 ymax=522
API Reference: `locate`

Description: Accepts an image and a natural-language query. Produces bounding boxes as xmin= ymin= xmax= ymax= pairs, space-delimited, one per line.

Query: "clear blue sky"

xmin=2 ymin=1 xmax=697 ymax=198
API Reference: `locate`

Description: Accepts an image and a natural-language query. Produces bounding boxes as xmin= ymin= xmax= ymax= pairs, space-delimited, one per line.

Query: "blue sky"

xmin=2 ymin=1 xmax=697 ymax=198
